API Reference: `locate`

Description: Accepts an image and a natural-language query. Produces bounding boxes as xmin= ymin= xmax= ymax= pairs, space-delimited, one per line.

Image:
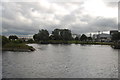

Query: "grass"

xmin=38 ymin=40 xmax=115 ymax=45
xmin=3 ymin=43 xmax=29 ymax=48
xmin=68 ymin=41 xmax=114 ymax=45
xmin=2 ymin=40 xmax=116 ymax=51
xmin=2 ymin=42 xmax=35 ymax=51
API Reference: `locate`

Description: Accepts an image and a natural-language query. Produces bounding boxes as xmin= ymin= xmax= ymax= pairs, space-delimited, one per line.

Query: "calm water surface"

xmin=2 ymin=44 xmax=118 ymax=78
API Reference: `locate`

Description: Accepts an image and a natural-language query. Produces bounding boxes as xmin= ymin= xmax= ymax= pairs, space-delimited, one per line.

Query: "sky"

xmin=1 ymin=0 xmax=119 ymax=37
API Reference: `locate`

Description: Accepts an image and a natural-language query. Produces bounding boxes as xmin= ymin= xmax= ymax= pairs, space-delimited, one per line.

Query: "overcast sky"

xmin=1 ymin=0 xmax=118 ymax=37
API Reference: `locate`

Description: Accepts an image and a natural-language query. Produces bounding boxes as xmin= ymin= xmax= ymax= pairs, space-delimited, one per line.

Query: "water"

xmin=2 ymin=44 xmax=118 ymax=78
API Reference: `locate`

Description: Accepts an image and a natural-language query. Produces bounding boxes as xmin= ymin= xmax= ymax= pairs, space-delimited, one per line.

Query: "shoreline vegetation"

xmin=1 ymin=28 xmax=120 ymax=51
xmin=32 ymin=29 xmax=120 ymax=49
xmin=1 ymin=39 xmax=117 ymax=52
xmin=1 ymin=36 xmax=35 ymax=52
xmin=37 ymin=40 xmax=120 ymax=49
xmin=1 ymin=40 xmax=116 ymax=52
xmin=38 ymin=40 xmax=114 ymax=45
xmin=2 ymin=43 xmax=35 ymax=52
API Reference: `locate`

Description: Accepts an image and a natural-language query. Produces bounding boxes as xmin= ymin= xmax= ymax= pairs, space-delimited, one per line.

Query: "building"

xmin=97 ymin=33 xmax=111 ymax=42
xmin=93 ymin=33 xmax=111 ymax=42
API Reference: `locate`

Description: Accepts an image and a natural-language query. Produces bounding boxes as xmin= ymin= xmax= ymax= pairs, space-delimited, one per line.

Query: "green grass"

xmin=2 ymin=42 xmax=35 ymax=51
xmin=38 ymin=40 xmax=115 ymax=45
xmin=3 ymin=43 xmax=29 ymax=49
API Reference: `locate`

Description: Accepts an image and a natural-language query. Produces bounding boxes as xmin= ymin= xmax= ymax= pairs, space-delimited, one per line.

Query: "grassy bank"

xmin=68 ymin=41 xmax=114 ymax=45
xmin=2 ymin=43 xmax=35 ymax=52
xmin=38 ymin=40 xmax=115 ymax=45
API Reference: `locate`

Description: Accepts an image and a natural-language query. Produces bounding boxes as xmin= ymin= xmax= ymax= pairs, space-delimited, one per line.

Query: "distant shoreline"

xmin=1 ymin=41 xmax=119 ymax=52
xmin=37 ymin=40 xmax=115 ymax=45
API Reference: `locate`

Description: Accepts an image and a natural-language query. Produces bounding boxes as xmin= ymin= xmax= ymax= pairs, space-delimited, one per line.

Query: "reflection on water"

xmin=2 ymin=44 xmax=118 ymax=78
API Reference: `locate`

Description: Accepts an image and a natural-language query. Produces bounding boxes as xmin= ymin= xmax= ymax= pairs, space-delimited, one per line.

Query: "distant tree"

xmin=52 ymin=29 xmax=72 ymax=40
xmin=87 ymin=37 xmax=92 ymax=41
xmin=27 ymin=39 xmax=34 ymax=43
xmin=33 ymin=34 xmax=39 ymax=41
xmin=80 ymin=34 xmax=87 ymax=41
xmin=49 ymin=35 xmax=55 ymax=40
xmin=15 ymin=39 xmax=23 ymax=43
xmin=0 ymin=36 xmax=2 ymax=46
xmin=60 ymin=29 xmax=72 ymax=40
xmin=111 ymin=32 xmax=120 ymax=41
xmin=33 ymin=29 xmax=49 ymax=41
xmin=2 ymin=36 xmax=9 ymax=46
xmin=52 ymin=29 xmax=61 ymax=40
xmin=75 ymin=36 xmax=79 ymax=40
xmin=9 ymin=35 xmax=18 ymax=40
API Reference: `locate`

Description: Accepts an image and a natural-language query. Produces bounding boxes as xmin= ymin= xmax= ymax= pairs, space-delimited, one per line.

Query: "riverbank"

xmin=1 ymin=40 xmax=118 ymax=52
xmin=38 ymin=40 xmax=115 ymax=45
xmin=2 ymin=43 xmax=35 ymax=52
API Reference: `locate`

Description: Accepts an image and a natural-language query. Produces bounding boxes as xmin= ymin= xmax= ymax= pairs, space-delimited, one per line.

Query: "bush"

xmin=1 ymin=36 xmax=10 ymax=46
xmin=27 ymin=39 xmax=34 ymax=43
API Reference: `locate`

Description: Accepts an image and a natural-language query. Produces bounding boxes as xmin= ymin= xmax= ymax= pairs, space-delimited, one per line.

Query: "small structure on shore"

xmin=92 ymin=30 xmax=119 ymax=42
xmin=93 ymin=33 xmax=111 ymax=42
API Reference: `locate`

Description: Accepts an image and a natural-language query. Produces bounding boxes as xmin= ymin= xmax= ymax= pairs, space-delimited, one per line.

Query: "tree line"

xmin=33 ymin=29 xmax=92 ymax=42
xmin=1 ymin=29 xmax=120 ymax=46
xmin=1 ymin=35 xmax=34 ymax=46
xmin=111 ymin=32 xmax=120 ymax=42
xmin=33 ymin=29 xmax=120 ymax=42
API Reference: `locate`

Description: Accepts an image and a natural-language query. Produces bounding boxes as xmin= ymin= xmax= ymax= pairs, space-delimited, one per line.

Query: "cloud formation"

xmin=1 ymin=0 xmax=118 ymax=37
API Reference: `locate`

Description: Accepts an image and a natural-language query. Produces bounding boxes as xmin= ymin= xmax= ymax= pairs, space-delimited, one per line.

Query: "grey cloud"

xmin=1 ymin=2 xmax=118 ymax=36
xmin=70 ymin=17 xmax=117 ymax=34
xmin=90 ymin=17 xmax=117 ymax=28
xmin=105 ymin=2 xmax=118 ymax=8
xmin=61 ymin=14 xmax=76 ymax=24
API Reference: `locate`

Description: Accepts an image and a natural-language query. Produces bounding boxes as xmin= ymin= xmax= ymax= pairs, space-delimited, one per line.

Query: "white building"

xmin=98 ymin=33 xmax=111 ymax=42
xmin=93 ymin=33 xmax=111 ymax=42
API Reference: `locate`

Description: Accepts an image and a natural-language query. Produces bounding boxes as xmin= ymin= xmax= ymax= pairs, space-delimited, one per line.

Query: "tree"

xmin=52 ymin=29 xmax=61 ymax=40
xmin=80 ymin=34 xmax=87 ymax=41
xmin=9 ymin=35 xmax=18 ymax=40
xmin=52 ymin=29 xmax=72 ymax=40
xmin=0 ymin=36 xmax=2 ymax=46
xmin=33 ymin=29 xmax=49 ymax=41
xmin=49 ymin=35 xmax=54 ymax=40
xmin=60 ymin=29 xmax=72 ymax=40
xmin=33 ymin=34 xmax=39 ymax=41
xmin=27 ymin=39 xmax=34 ymax=43
xmin=87 ymin=37 xmax=92 ymax=41
xmin=2 ymin=36 xmax=9 ymax=46
xmin=111 ymin=32 xmax=120 ymax=41
xmin=75 ymin=36 xmax=79 ymax=40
